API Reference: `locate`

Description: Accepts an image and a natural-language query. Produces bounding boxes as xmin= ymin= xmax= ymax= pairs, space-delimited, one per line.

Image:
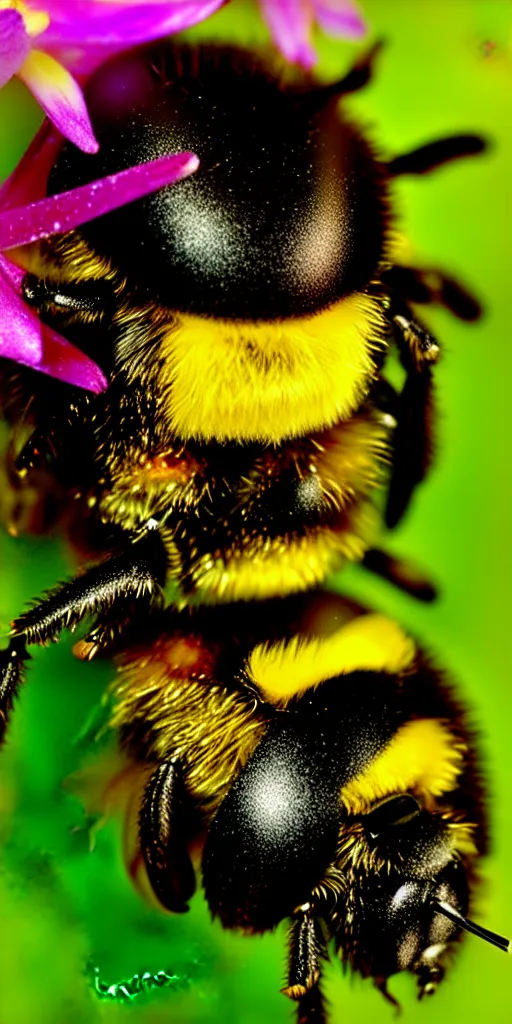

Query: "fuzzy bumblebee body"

xmin=0 ymin=40 xmax=484 ymax=659
xmin=92 ymin=592 xmax=487 ymax=1015
xmin=98 ymin=406 xmax=389 ymax=600
xmin=8 ymin=43 xmax=395 ymax=602
xmin=0 ymin=40 xmax=492 ymax=1023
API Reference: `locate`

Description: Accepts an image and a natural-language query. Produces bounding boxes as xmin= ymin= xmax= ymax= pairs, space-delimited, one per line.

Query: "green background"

xmin=0 ymin=1 xmax=511 ymax=1021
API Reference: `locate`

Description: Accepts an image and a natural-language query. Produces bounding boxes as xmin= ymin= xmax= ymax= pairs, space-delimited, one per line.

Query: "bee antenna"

xmin=386 ymin=135 xmax=487 ymax=176
xmin=433 ymin=900 xmax=511 ymax=954
xmin=303 ymin=40 xmax=385 ymax=108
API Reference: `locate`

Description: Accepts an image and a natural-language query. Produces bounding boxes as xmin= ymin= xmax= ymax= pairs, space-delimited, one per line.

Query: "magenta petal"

xmin=314 ymin=0 xmax=366 ymax=39
xmin=0 ymin=256 xmax=42 ymax=364
xmin=0 ymin=254 xmax=107 ymax=392
xmin=40 ymin=1 xmax=226 ymax=75
xmin=36 ymin=325 xmax=108 ymax=392
xmin=259 ymin=0 xmax=317 ymax=70
xmin=0 ymin=151 xmax=199 ymax=250
xmin=17 ymin=49 xmax=99 ymax=155
xmin=0 ymin=9 xmax=31 ymax=88
xmin=41 ymin=0 xmax=225 ymax=42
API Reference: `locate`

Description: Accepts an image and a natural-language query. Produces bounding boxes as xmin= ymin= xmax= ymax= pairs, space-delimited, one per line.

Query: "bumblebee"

xmin=76 ymin=591 xmax=507 ymax=1023
xmin=0 ymin=41 xmax=484 ymax=732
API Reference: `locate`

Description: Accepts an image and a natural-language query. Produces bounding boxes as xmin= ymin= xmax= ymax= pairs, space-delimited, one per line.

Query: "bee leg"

xmin=389 ymin=301 xmax=441 ymax=375
xmin=0 ymin=532 xmax=165 ymax=742
xmin=327 ymin=40 xmax=385 ymax=96
xmin=385 ymin=365 xmax=433 ymax=529
xmin=362 ymin=548 xmax=437 ymax=602
xmin=374 ymin=266 xmax=476 ymax=527
xmin=282 ymin=909 xmax=328 ymax=1023
xmin=387 ymin=134 xmax=486 ymax=177
xmin=374 ymin=977 xmax=401 ymax=1010
xmin=283 ymin=910 xmax=323 ymax=999
xmin=139 ymin=760 xmax=196 ymax=913
xmin=382 ymin=308 xmax=437 ymax=528
xmin=364 ymin=380 xmax=438 ymax=592
xmin=297 ymin=982 xmax=328 ymax=1024
xmin=0 ymin=637 xmax=28 ymax=742
xmin=416 ymin=961 xmax=445 ymax=1000
xmin=10 ymin=533 xmax=165 ymax=645
xmin=380 ymin=265 xmax=482 ymax=322
xmin=73 ymin=604 xmax=139 ymax=661
xmin=22 ymin=273 xmax=117 ymax=373
xmin=22 ymin=273 xmax=115 ymax=325
xmin=308 ymin=41 xmax=384 ymax=110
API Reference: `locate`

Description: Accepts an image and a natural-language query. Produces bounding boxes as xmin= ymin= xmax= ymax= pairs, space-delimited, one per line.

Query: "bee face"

xmin=196 ymin=672 xmax=479 ymax=1004
xmin=48 ymin=45 xmax=387 ymax=321
xmin=199 ymin=700 xmax=479 ymax=1001
xmin=116 ymin=598 xmax=486 ymax=1007
xmin=333 ymin=805 xmax=471 ymax=989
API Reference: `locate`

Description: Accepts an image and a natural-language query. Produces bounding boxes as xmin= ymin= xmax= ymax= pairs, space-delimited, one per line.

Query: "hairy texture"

xmin=138 ymin=760 xmax=197 ymax=912
xmin=339 ymin=718 xmax=467 ymax=815
xmin=158 ymin=295 xmax=385 ymax=443
xmin=111 ymin=632 xmax=269 ymax=816
xmin=328 ymin=816 xmax=478 ymax=980
xmin=32 ymin=229 xmax=385 ymax=445
xmin=188 ymin=501 xmax=378 ymax=601
xmin=285 ymin=913 xmax=324 ymax=999
xmin=94 ymin=408 xmax=390 ymax=601
xmin=19 ymin=230 xmax=393 ymax=605
xmin=0 ymin=641 xmax=27 ymax=743
xmin=247 ymin=613 xmax=416 ymax=704
xmin=10 ymin=548 xmax=163 ymax=644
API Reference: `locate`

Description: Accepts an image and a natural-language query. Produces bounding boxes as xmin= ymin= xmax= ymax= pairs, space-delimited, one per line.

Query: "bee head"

xmin=200 ymin=648 xmax=497 ymax=996
xmin=333 ymin=794 xmax=474 ymax=996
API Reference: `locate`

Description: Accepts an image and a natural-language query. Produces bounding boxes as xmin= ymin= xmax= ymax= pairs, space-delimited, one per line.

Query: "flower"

xmin=258 ymin=0 xmax=366 ymax=69
xmin=0 ymin=1 xmax=225 ymax=152
xmin=0 ymin=121 xmax=199 ymax=391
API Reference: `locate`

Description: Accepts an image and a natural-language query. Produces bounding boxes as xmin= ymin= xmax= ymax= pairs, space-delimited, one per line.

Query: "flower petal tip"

xmin=78 ymin=136 xmax=100 ymax=156
xmin=17 ymin=49 xmax=100 ymax=154
xmin=185 ymin=154 xmax=200 ymax=175
xmin=0 ymin=150 xmax=199 ymax=251
xmin=38 ymin=324 xmax=109 ymax=393
xmin=61 ymin=355 xmax=108 ymax=394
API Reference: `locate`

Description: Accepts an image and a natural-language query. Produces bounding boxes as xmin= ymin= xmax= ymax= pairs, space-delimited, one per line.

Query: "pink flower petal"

xmin=36 ymin=324 xmax=108 ymax=391
xmin=0 ymin=151 xmax=199 ymax=250
xmin=0 ymin=254 xmax=107 ymax=392
xmin=259 ymin=0 xmax=317 ymax=70
xmin=314 ymin=0 xmax=366 ymax=39
xmin=0 ymin=136 xmax=198 ymax=392
xmin=17 ymin=49 xmax=99 ymax=154
xmin=0 ymin=9 xmax=31 ymax=88
xmin=0 ymin=255 xmax=42 ymax=364
xmin=39 ymin=1 xmax=227 ymax=76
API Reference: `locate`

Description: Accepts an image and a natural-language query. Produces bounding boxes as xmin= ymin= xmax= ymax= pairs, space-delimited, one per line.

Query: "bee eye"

xmin=364 ymin=794 xmax=422 ymax=839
